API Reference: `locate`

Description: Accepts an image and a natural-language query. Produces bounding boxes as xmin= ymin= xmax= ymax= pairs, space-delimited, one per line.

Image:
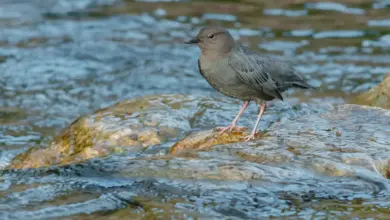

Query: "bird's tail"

xmin=291 ymin=69 xmax=316 ymax=90
xmin=292 ymin=81 xmax=316 ymax=90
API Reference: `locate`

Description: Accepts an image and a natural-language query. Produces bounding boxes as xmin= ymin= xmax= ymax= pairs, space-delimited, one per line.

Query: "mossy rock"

xmin=171 ymin=128 xmax=264 ymax=155
xmin=353 ymin=73 xmax=390 ymax=109
xmin=9 ymin=95 xmax=205 ymax=169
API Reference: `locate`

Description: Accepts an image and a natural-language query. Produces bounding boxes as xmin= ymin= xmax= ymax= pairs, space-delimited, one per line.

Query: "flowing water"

xmin=0 ymin=0 xmax=390 ymax=219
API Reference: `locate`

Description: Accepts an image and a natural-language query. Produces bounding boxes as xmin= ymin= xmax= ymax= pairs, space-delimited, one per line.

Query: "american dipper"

xmin=185 ymin=26 xmax=313 ymax=141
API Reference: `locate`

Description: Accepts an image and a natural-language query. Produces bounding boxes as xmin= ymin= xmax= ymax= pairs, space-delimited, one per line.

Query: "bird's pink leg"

xmin=244 ymin=101 xmax=266 ymax=141
xmin=219 ymin=101 xmax=250 ymax=134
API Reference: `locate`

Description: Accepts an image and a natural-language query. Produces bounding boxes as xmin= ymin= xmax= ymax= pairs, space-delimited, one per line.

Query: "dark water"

xmin=0 ymin=0 xmax=390 ymax=219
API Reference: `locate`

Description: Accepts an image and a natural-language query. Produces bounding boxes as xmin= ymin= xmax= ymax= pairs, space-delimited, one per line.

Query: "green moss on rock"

xmin=8 ymin=95 xmax=202 ymax=169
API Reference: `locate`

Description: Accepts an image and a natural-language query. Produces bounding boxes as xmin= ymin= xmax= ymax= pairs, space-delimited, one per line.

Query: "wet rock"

xmin=171 ymin=128 xmax=263 ymax=155
xmin=51 ymin=103 xmax=389 ymax=217
xmin=8 ymin=95 xmax=206 ymax=169
xmin=91 ymin=103 xmax=389 ymax=181
xmin=9 ymin=93 xmax=291 ymax=169
xmin=354 ymin=73 xmax=390 ymax=109
xmin=161 ymin=104 xmax=390 ymax=180
xmin=263 ymin=104 xmax=390 ymax=177
xmin=4 ymin=98 xmax=390 ymax=218
xmin=169 ymin=103 xmax=390 ymax=178
xmin=10 ymin=93 xmax=390 ymax=176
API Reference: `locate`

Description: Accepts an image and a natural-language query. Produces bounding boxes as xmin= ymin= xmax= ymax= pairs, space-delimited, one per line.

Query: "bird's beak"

xmin=184 ymin=38 xmax=200 ymax=44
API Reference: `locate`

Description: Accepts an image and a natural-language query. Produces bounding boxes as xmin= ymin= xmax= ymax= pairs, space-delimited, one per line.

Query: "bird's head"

xmin=185 ymin=26 xmax=235 ymax=55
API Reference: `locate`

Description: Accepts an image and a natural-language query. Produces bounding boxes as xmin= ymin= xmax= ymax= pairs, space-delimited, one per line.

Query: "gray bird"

xmin=185 ymin=26 xmax=314 ymax=141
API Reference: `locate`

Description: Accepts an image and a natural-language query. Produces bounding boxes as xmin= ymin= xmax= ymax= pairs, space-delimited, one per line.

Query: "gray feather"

xmin=228 ymin=46 xmax=283 ymax=100
xmin=228 ymin=46 xmax=312 ymax=100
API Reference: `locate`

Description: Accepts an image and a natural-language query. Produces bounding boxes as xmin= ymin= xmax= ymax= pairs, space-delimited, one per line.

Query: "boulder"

xmin=9 ymin=94 xmax=390 ymax=180
xmin=112 ymin=104 xmax=390 ymax=180
xmin=9 ymin=95 xmax=208 ymax=168
xmin=5 ymin=95 xmax=390 ymax=218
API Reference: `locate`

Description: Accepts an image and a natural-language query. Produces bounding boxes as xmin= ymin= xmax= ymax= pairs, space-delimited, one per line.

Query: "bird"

xmin=185 ymin=26 xmax=314 ymax=141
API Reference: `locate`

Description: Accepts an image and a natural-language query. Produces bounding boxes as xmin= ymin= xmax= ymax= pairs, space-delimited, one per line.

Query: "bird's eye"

xmin=207 ymin=33 xmax=214 ymax=39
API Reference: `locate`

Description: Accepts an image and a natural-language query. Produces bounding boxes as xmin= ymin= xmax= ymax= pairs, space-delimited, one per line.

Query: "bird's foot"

xmin=217 ymin=125 xmax=246 ymax=134
xmin=218 ymin=125 xmax=232 ymax=134
xmin=243 ymin=133 xmax=256 ymax=142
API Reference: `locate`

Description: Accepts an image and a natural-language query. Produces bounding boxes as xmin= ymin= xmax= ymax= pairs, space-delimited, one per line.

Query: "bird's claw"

xmin=243 ymin=133 xmax=256 ymax=142
xmin=218 ymin=125 xmax=233 ymax=134
xmin=218 ymin=125 xmax=247 ymax=135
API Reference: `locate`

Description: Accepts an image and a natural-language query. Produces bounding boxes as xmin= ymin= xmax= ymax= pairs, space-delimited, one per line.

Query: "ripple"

xmin=258 ymin=40 xmax=309 ymax=52
xmin=313 ymin=30 xmax=365 ymax=39
xmin=368 ymin=19 xmax=390 ymax=27
xmin=372 ymin=0 xmax=390 ymax=9
xmin=363 ymin=35 xmax=390 ymax=48
xmin=287 ymin=29 xmax=314 ymax=37
xmin=202 ymin=13 xmax=236 ymax=22
xmin=263 ymin=9 xmax=307 ymax=17
xmin=305 ymin=2 xmax=365 ymax=15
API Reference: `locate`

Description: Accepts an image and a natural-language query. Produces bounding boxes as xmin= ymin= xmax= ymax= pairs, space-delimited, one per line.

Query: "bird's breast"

xmin=198 ymin=58 xmax=254 ymax=100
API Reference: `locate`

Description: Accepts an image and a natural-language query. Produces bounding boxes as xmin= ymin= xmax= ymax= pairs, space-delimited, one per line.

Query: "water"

xmin=0 ymin=0 xmax=390 ymax=218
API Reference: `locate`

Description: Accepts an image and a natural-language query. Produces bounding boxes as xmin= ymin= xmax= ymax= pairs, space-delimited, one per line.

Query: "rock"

xmin=9 ymin=93 xmax=390 ymax=181
xmin=58 ymin=195 xmax=205 ymax=220
xmin=5 ymin=97 xmax=390 ymax=218
xmin=55 ymin=104 xmax=390 ymax=217
xmin=170 ymin=128 xmax=264 ymax=155
xmin=108 ymin=104 xmax=390 ymax=180
xmin=8 ymin=95 xmax=208 ymax=169
xmin=9 ymin=93 xmax=287 ymax=169
xmin=354 ymin=73 xmax=390 ymax=109
xmin=261 ymin=104 xmax=390 ymax=177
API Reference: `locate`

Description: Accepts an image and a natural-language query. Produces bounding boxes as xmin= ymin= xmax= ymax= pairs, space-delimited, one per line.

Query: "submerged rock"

xmin=354 ymin=73 xmax=390 ymax=109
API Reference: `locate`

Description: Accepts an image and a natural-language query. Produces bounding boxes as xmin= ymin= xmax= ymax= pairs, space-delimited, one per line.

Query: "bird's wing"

xmin=228 ymin=46 xmax=284 ymax=100
xmin=197 ymin=59 xmax=205 ymax=78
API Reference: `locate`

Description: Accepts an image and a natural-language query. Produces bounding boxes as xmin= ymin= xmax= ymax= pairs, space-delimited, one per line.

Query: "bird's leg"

xmin=219 ymin=101 xmax=250 ymax=134
xmin=244 ymin=101 xmax=266 ymax=141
